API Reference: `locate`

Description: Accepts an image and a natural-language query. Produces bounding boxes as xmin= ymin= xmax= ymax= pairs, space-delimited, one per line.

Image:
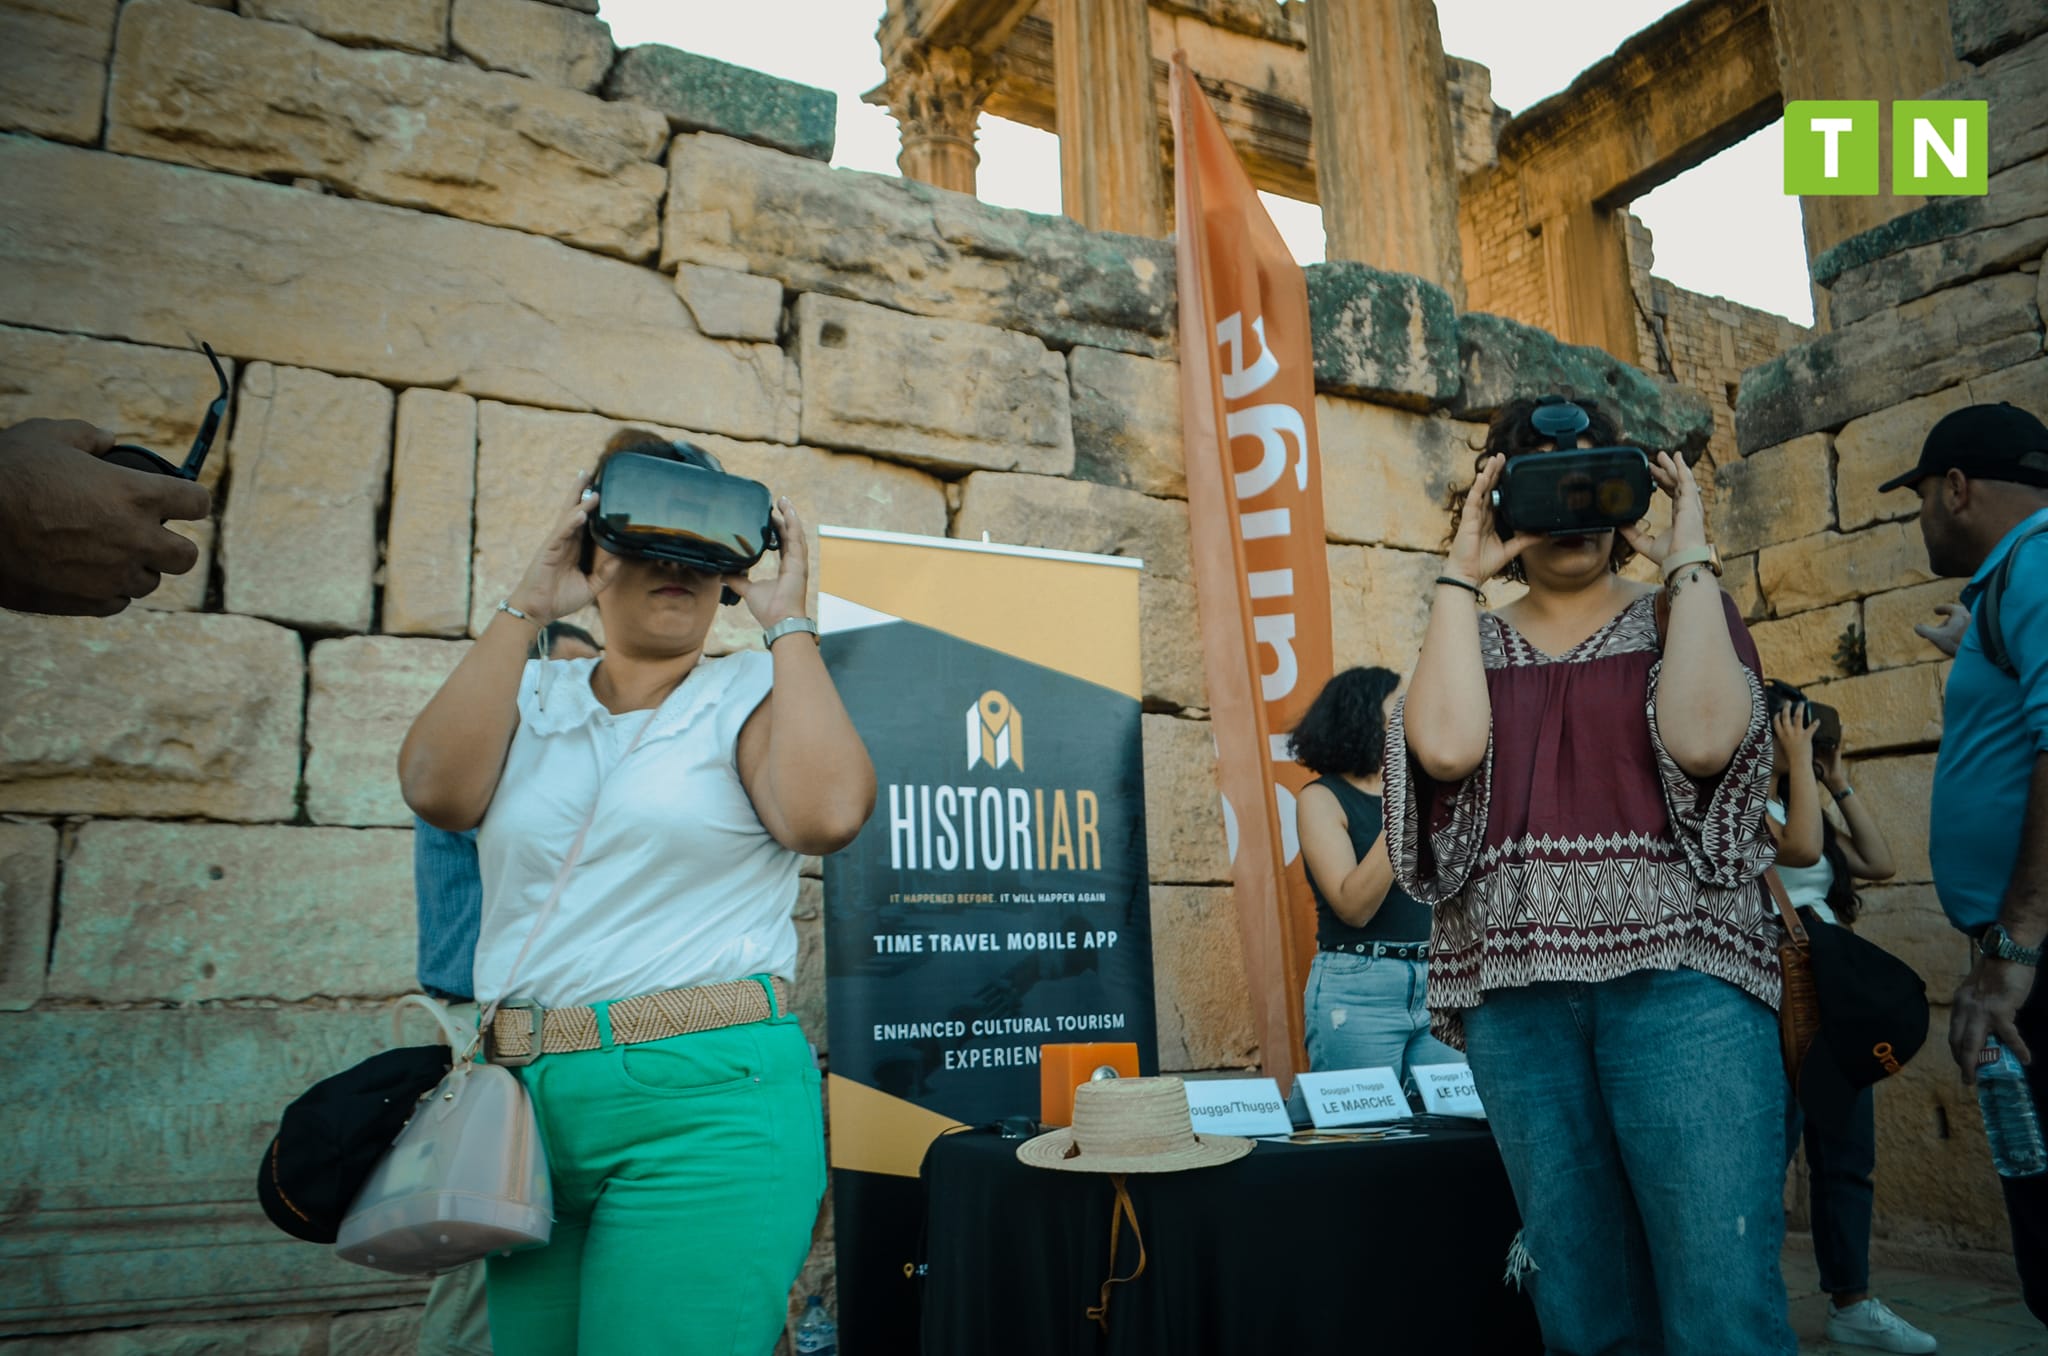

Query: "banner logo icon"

xmin=967 ymin=691 xmax=1023 ymax=771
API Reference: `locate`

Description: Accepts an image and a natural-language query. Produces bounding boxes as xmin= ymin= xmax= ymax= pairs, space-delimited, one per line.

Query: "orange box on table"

xmin=1038 ymin=1042 xmax=1141 ymax=1127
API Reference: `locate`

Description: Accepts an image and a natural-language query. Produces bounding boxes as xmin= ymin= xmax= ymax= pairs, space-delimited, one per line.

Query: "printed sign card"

xmin=1412 ymin=1063 xmax=1486 ymax=1119
xmin=1182 ymin=1077 xmax=1292 ymax=1137
xmin=1294 ymin=1069 xmax=1411 ymax=1127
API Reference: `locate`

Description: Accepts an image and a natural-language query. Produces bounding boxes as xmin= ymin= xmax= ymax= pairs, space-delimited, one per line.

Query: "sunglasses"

xmin=103 ymin=341 xmax=229 ymax=480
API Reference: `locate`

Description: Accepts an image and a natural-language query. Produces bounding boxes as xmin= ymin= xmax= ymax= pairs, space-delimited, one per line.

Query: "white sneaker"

xmin=1824 ymin=1297 xmax=1938 ymax=1353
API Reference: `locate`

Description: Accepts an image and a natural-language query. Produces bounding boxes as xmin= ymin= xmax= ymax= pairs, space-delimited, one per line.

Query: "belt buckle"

xmin=488 ymin=999 xmax=543 ymax=1068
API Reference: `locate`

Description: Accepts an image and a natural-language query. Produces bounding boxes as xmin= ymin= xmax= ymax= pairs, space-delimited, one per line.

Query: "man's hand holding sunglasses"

xmin=0 ymin=417 xmax=213 ymax=617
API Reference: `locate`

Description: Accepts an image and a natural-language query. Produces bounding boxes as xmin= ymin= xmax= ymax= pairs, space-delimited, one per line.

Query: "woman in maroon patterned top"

xmin=1385 ymin=396 xmax=1792 ymax=1356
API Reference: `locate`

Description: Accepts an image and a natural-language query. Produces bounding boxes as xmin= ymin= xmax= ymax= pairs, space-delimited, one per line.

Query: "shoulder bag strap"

xmin=1763 ymin=866 xmax=1808 ymax=947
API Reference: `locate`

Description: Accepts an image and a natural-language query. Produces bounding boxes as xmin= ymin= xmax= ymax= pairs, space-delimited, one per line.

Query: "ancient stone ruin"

xmin=0 ymin=0 xmax=2042 ymax=1347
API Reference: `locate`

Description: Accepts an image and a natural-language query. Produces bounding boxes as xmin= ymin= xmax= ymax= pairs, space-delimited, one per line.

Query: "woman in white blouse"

xmin=400 ymin=430 xmax=875 ymax=1355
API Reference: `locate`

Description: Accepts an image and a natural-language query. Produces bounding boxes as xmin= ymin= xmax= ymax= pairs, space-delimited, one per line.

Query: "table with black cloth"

xmin=918 ymin=1119 xmax=1541 ymax=1355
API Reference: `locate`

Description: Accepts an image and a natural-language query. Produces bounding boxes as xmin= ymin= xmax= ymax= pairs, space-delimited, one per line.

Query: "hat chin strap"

xmin=1086 ymin=1175 xmax=1149 ymax=1333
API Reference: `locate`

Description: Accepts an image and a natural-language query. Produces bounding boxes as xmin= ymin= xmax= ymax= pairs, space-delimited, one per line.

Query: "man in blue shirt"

xmin=414 ymin=621 xmax=596 ymax=1356
xmin=1884 ymin=402 xmax=2048 ymax=1324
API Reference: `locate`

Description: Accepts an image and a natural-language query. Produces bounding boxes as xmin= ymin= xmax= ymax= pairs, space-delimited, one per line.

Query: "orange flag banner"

xmin=1170 ymin=54 xmax=1335 ymax=1088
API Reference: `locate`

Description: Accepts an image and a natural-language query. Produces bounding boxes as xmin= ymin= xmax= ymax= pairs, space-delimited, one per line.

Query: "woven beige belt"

xmin=483 ymin=976 xmax=792 ymax=1067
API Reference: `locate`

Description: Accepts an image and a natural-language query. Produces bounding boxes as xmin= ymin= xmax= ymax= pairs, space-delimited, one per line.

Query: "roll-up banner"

xmin=817 ymin=526 xmax=1157 ymax=1355
xmin=1170 ymin=53 xmax=1335 ymax=1089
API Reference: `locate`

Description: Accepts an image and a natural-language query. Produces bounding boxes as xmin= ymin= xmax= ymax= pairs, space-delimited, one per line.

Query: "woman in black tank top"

xmin=1288 ymin=667 xmax=1458 ymax=1078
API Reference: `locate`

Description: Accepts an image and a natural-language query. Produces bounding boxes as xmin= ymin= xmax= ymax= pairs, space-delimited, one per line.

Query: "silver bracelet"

xmin=495 ymin=598 xmax=543 ymax=628
xmin=763 ymin=616 xmax=819 ymax=648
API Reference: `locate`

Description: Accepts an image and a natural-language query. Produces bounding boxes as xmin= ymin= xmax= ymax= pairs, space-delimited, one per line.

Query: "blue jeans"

xmin=1786 ymin=1088 xmax=1876 ymax=1297
xmin=1303 ymin=951 xmax=1459 ymax=1079
xmin=1462 ymin=968 xmax=1795 ymax=1356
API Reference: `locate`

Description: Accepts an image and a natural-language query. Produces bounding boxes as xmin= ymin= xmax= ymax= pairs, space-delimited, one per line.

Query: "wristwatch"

xmin=763 ymin=615 xmax=819 ymax=649
xmin=1661 ymin=544 xmax=1722 ymax=580
xmin=1978 ymin=923 xmax=2043 ymax=967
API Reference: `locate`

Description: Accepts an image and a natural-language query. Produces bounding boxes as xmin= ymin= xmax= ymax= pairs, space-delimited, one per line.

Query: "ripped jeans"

xmin=1461 ymin=967 xmax=1795 ymax=1356
xmin=1302 ymin=950 xmax=1458 ymax=1080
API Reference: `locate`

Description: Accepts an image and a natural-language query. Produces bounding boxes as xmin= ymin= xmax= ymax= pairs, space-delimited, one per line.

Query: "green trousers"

xmin=485 ymin=988 xmax=824 ymax=1355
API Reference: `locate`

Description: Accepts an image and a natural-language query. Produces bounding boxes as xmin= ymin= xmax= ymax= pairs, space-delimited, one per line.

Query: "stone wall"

xmin=1721 ymin=0 xmax=2048 ymax=1268
xmin=0 ymin=0 xmax=1727 ymax=1348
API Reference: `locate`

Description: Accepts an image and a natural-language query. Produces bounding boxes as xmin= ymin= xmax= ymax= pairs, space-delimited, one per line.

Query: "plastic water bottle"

xmin=793 ymin=1294 xmax=838 ymax=1355
xmin=1978 ymin=1037 xmax=2048 ymax=1178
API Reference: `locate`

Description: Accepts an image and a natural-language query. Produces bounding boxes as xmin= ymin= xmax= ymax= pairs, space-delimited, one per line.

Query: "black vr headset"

xmin=580 ymin=445 xmax=779 ymax=606
xmin=1491 ymin=396 xmax=1654 ymax=540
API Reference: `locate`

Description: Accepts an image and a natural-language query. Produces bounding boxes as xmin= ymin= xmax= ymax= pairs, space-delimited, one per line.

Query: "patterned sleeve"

xmin=1382 ymin=690 xmax=1494 ymax=906
xmin=1644 ymin=591 xmax=1776 ymax=889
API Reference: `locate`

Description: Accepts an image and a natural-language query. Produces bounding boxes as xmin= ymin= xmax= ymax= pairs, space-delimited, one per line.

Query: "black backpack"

xmin=1977 ymin=519 xmax=2047 ymax=679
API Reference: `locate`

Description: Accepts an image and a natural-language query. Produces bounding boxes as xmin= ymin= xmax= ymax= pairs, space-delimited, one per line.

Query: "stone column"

xmin=1766 ymin=0 xmax=1962 ymax=325
xmin=1307 ymin=0 xmax=1464 ymax=299
xmin=884 ymin=46 xmax=996 ymax=195
xmin=1050 ymin=0 xmax=1165 ymax=237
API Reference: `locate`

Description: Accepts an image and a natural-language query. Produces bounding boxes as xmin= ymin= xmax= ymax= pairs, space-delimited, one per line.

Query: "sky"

xmin=598 ymin=0 xmax=1813 ymax=327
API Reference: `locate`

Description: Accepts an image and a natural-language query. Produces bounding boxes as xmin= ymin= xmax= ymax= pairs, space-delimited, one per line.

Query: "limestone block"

xmin=109 ymin=1 xmax=665 ymax=261
xmin=0 ymin=0 xmax=116 ymax=143
xmin=0 ymin=1316 xmax=329 ymax=1356
xmin=1069 ymin=347 xmax=1184 ymax=498
xmin=1142 ymin=716 xmax=1228 ymax=885
xmin=0 ymin=822 xmax=57 ymax=1011
xmin=664 ymin=133 xmax=1176 ymax=359
xmin=1734 ymin=273 xmax=2042 ymax=454
xmin=242 ymin=0 xmax=447 ymax=53
xmin=1317 ymin=398 xmax=1478 ymax=552
xmin=1304 ymin=260 xmax=1459 ymax=409
xmin=674 ymin=264 xmax=784 ymax=344
xmin=1864 ymin=579 xmax=1970 ymax=671
xmin=0 ymin=326 xmax=235 ymax=492
xmin=1715 ymin=433 xmax=1835 ymax=557
xmin=1750 ymin=602 xmax=1860 ymax=689
xmin=0 ymin=138 xmax=795 ymax=442
xmin=606 ymin=45 xmax=835 ymax=162
xmin=468 ymin=402 xmax=947 ymax=636
xmin=1453 ymin=312 xmax=1715 ymax=457
xmin=1141 ymin=575 xmax=1208 ymax=714
xmin=222 ymin=363 xmax=393 ymax=632
xmin=1823 ymin=157 xmax=2048 ymax=328
xmin=1954 ymin=0 xmax=2048 ymax=61
xmin=1857 ymin=884 xmax=1967 ymax=998
xmin=330 ymin=1309 xmax=424 ymax=1356
xmin=1326 ymin=544 xmax=1443 ymax=677
xmin=1150 ymin=885 xmax=1257 ymax=1070
xmin=1843 ymin=754 xmax=1937 ymax=882
xmin=451 ymin=0 xmax=612 ymax=92
xmin=48 ymin=822 xmax=415 ymax=1002
xmin=306 ymin=637 xmax=472 ymax=827
xmin=384 ymin=390 xmax=477 ymax=638
xmin=796 ymin=295 xmax=1074 ymax=476
xmin=1808 ymin=666 xmax=1948 ymax=757
xmin=952 ymin=473 xmax=1192 ymax=582
xmin=0 ymin=1008 xmax=444 ymax=1327
xmin=0 ymin=611 xmax=303 ymax=821
xmin=1723 ymin=553 xmax=1766 ymax=622
xmin=1757 ymin=524 xmax=1936 ymax=617
xmin=1869 ymin=1026 xmax=2010 ymax=1255
xmin=1835 ymin=385 xmax=1976 ymax=532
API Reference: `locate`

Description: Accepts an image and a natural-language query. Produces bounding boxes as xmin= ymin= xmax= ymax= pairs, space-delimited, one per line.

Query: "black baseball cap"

xmin=256 ymin=1045 xmax=450 ymax=1243
xmin=1878 ymin=402 xmax=2048 ymax=493
xmin=1794 ymin=914 xmax=1930 ymax=1134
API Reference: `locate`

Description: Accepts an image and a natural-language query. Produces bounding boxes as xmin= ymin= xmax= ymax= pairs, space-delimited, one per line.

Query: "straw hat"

xmin=1016 ymin=1076 xmax=1253 ymax=1173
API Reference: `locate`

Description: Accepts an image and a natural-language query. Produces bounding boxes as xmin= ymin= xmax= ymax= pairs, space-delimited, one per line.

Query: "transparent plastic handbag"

xmin=333 ymin=995 xmax=552 ymax=1275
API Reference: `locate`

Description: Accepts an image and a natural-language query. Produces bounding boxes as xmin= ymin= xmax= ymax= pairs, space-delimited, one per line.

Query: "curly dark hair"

xmin=1287 ymin=666 xmax=1402 ymax=778
xmin=1765 ymin=678 xmax=1861 ymax=925
xmin=1443 ymin=396 xmax=1640 ymax=583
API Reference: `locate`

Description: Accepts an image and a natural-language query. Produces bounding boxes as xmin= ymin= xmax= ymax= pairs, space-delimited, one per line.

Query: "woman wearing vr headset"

xmin=1386 ymin=395 xmax=1793 ymax=1354
xmin=399 ymin=430 xmax=875 ymax=1355
xmin=1764 ymin=683 xmax=1930 ymax=1354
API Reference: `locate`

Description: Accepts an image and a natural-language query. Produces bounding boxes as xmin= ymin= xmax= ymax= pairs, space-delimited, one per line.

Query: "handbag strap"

xmin=458 ymin=701 xmax=660 ymax=1064
xmin=1764 ymin=866 xmax=1808 ymax=948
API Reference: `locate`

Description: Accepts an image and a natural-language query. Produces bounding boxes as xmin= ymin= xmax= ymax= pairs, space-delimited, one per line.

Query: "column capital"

xmin=882 ymin=45 xmax=998 ymax=193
